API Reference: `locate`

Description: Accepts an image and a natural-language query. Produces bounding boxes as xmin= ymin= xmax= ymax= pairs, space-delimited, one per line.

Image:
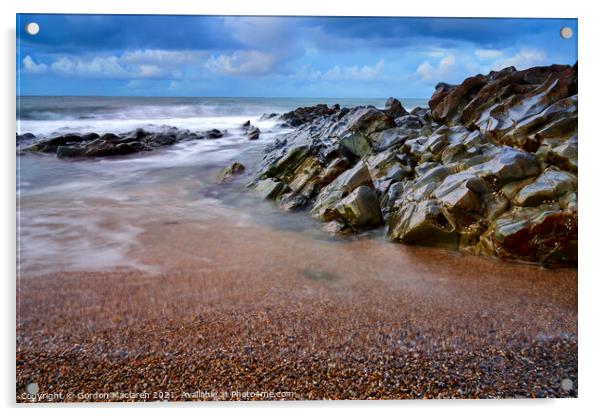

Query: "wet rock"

xmin=205 ymin=129 xmax=224 ymax=139
xmin=513 ymin=168 xmax=577 ymax=207
xmin=339 ymin=131 xmax=372 ymax=159
xmin=261 ymin=145 xmax=310 ymax=181
xmin=343 ymin=106 xmax=396 ymax=136
xmin=469 ymin=146 xmax=540 ymax=187
xmin=249 ymin=64 xmax=578 ymax=266
xmin=384 ymin=97 xmax=408 ymax=119
xmin=310 ymin=161 xmax=373 ymax=222
xmin=278 ymin=192 xmax=308 ymax=211
xmin=387 ymin=200 xmax=459 ymax=248
xmin=218 ymin=162 xmax=246 ymax=183
xmin=254 ymin=178 xmax=284 ymax=199
xmin=334 ymin=185 xmax=383 ymax=228
xmin=480 ymin=204 xmax=577 ymax=265
xmin=541 ymin=135 xmax=578 ymax=172
xmin=321 ymin=220 xmax=352 ymax=237
xmin=428 ymin=63 xmax=577 ymax=152
xmin=247 ymin=126 xmax=261 ymax=141
xmin=280 ymin=104 xmax=339 ymax=127
xmin=242 ymin=120 xmax=251 ymax=129
xmin=369 ymin=128 xmax=409 ymax=152
xmin=56 ymin=146 xmax=85 ymax=158
xmin=16 ymin=132 xmax=36 ymax=142
xmin=394 ymin=115 xmax=423 ymax=130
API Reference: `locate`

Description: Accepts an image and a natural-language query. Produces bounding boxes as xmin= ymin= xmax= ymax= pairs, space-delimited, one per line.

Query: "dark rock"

xmin=280 ymin=104 xmax=339 ymax=127
xmin=338 ymin=132 xmax=372 ymax=159
xmin=205 ymin=129 xmax=224 ymax=139
xmin=247 ymin=126 xmax=260 ymax=141
xmin=16 ymin=132 xmax=36 ymax=142
xmin=334 ymin=185 xmax=383 ymax=228
xmin=218 ymin=162 xmax=246 ymax=183
xmin=56 ymin=146 xmax=85 ymax=158
xmin=384 ymin=97 xmax=409 ymax=119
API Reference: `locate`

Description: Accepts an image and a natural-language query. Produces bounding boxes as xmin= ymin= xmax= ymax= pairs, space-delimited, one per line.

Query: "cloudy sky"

xmin=17 ymin=15 xmax=577 ymax=98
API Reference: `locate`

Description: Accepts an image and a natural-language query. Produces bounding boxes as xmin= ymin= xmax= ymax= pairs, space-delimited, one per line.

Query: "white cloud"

xmin=475 ymin=49 xmax=504 ymax=60
xmin=50 ymin=56 xmax=129 ymax=78
xmin=492 ymin=48 xmax=547 ymax=70
xmin=22 ymin=55 xmax=47 ymax=74
xmin=120 ymin=49 xmax=206 ymax=66
xmin=322 ymin=60 xmax=385 ymax=81
xmin=206 ymin=51 xmax=276 ymax=75
xmin=415 ymin=54 xmax=459 ymax=83
xmin=24 ymin=49 xmax=209 ymax=79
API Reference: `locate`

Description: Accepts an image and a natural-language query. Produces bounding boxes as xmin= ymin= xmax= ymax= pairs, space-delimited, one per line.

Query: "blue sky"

xmin=17 ymin=15 xmax=577 ymax=98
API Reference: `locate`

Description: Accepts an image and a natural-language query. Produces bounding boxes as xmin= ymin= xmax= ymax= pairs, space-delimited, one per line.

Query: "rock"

xmin=544 ymin=135 xmax=578 ymax=172
xmin=218 ymin=162 xmax=246 ymax=183
xmin=513 ymin=168 xmax=577 ymax=207
xmin=469 ymin=146 xmax=540 ymax=187
xmin=428 ymin=63 xmax=577 ymax=151
xmin=322 ymin=221 xmax=352 ymax=236
xmin=394 ymin=115 xmax=423 ymax=130
xmin=242 ymin=120 xmax=251 ymax=129
xmin=310 ymin=161 xmax=374 ymax=222
xmin=338 ymin=132 xmax=372 ymax=159
xmin=480 ymin=204 xmax=577 ymax=265
xmin=334 ymin=186 xmax=383 ymax=228
xmin=369 ymin=128 xmax=408 ymax=152
xmin=205 ymin=129 xmax=224 ymax=139
xmin=16 ymin=132 xmax=36 ymax=142
xmin=254 ymin=178 xmax=284 ymax=199
xmin=384 ymin=97 xmax=408 ymax=119
xmin=247 ymin=126 xmax=260 ymax=141
xmin=56 ymin=146 xmax=85 ymax=158
xmin=280 ymin=104 xmax=339 ymax=127
xmin=387 ymin=200 xmax=459 ymax=248
xmin=248 ymin=63 xmax=578 ymax=266
xmin=261 ymin=145 xmax=310 ymax=180
xmin=343 ymin=107 xmax=396 ymax=136
xmin=278 ymin=192 xmax=308 ymax=211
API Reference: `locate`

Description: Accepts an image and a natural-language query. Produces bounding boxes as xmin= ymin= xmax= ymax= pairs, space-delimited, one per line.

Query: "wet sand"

xmin=16 ymin=213 xmax=577 ymax=401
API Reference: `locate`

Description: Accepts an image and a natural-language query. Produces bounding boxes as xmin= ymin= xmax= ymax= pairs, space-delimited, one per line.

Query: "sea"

xmin=16 ymin=96 xmax=428 ymax=275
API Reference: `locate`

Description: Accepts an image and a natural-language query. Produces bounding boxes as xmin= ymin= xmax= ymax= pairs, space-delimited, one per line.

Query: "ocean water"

xmin=16 ymin=96 xmax=428 ymax=275
xmin=17 ymin=96 xmax=428 ymax=136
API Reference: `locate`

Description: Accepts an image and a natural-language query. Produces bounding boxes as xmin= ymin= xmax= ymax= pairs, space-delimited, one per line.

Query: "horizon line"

xmin=16 ymin=94 xmax=431 ymax=100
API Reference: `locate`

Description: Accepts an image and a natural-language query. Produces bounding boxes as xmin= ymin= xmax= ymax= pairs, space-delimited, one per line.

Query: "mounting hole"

xmin=26 ymin=22 xmax=40 ymax=36
xmin=25 ymin=382 xmax=39 ymax=395
xmin=560 ymin=27 xmax=573 ymax=40
xmin=560 ymin=378 xmax=574 ymax=391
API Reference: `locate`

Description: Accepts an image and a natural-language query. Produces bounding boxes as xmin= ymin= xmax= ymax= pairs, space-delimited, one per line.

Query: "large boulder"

xmin=310 ymin=161 xmax=374 ymax=222
xmin=479 ymin=204 xmax=577 ymax=265
xmin=334 ymin=185 xmax=383 ymax=228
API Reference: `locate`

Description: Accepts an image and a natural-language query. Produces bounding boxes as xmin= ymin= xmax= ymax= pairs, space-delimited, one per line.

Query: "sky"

xmin=16 ymin=15 xmax=578 ymax=98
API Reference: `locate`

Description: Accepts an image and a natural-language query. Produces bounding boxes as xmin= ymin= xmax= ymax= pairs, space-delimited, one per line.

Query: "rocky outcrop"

xmin=429 ymin=64 xmax=577 ymax=152
xmin=218 ymin=162 xmax=246 ymax=183
xmin=252 ymin=64 xmax=578 ymax=266
xmin=22 ymin=127 xmax=217 ymax=158
xmin=280 ymin=104 xmax=341 ymax=127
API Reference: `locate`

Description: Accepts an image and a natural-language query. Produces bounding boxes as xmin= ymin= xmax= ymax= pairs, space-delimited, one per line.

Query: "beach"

xmin=16 ymin=93 xmax=578 ymax=401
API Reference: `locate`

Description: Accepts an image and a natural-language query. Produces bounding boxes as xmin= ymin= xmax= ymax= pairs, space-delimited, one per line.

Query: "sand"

xmin=16 ymin=217 xmax=577 ymax=401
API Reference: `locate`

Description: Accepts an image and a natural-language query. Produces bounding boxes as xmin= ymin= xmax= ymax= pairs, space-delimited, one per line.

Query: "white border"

xmin=2 ymin=1 xmax=600 ymax=415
